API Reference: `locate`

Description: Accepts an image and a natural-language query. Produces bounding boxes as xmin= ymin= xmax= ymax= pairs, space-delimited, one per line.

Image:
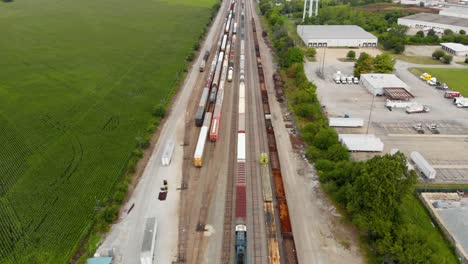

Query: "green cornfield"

xmin=0 ymin=0 xmax=214 ymax=262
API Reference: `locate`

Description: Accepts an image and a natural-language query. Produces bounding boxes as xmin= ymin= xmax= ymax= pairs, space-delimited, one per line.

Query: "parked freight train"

xmin=193 ymin=0 xmax=236 ymax=165
xmin=251 ymin=17 xmax=298 ymax=263
xmin=235 ymin=3 xmax=247 ymax=263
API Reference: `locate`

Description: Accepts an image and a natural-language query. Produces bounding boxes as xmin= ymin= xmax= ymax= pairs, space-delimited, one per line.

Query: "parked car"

xmin=427 ymin=77 xmax=437 ymax=86
xmin=435 ymin=82 xmax=448 ymax=90
xmin=420 ymin=73 xmax=432 ymax=81
xmin=353 ymin=77 xmax=359 ymax=84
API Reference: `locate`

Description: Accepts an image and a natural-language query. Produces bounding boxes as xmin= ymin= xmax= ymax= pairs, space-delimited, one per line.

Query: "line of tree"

xmin=259 ymin=1 xmax=455 ymax=263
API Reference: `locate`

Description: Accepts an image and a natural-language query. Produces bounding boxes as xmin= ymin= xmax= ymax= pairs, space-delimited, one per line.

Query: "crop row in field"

xmin=0 ymin=0 xmax=214 ymax=262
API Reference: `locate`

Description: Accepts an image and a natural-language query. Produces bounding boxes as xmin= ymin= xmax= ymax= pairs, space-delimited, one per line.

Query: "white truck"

xmin=340 ymin=75 xmax=347 ymax=84
xmin=385 ymin=99 xmax=417 ymax=109
xmin=333 ymin=71 xmax=342 ymax=84
xmin=410 ymin=151 xmax=436 ymax=179
xmin=227 ymin=66 xmax=234 ymax=82
xmin=454 ymin=97 xmax=468 ymax=108
xmin=347 ymin=76 xmax=353 ymax=84
xmin=427 ymin=77 xmax=437 ymax=86
xmin=406 ymin=104 xmax=430 ymax=114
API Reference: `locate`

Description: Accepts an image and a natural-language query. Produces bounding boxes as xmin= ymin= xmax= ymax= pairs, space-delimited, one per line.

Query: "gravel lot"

xmin=305 ymin=57 xmax=468 ymax=183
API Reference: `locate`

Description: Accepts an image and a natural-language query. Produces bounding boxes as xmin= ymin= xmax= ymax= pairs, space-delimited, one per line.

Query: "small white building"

xmin=440 ymin=6 xmax=468 ymax=19
xmin=360 ymin=74 xmax=409 ymax=96
xmin=398 ymin=13 xmax=468 ymax=34
xmin=441 ymin=42 xmax=468 ymax=56
xmin=297 ymin=25 xmax=378 ymax=48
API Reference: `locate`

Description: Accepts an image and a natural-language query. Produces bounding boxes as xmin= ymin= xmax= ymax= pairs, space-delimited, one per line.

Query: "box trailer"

xmin=406 ymin=104 xmax=430 ymax=114
xmin=338 ymin=134 xmax=384 ymax=152
xmin=444 ymin=91 xmax=461 ymax=98
xmin=385 ymin=99 xmax=418 ymax=109
xmin=410 ymin=151 xmax=436 ymax=179
xmin=161 ymin=139 xmax=175 ymax=166
xmin=329 ymin=118 xmax=364 ymax=127
xmin=140 ymin=217 xmax=158 ymax=264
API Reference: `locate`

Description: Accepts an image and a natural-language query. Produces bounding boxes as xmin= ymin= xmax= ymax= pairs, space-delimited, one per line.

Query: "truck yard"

xmin=307 ymin=58 xmax=468 ymax=183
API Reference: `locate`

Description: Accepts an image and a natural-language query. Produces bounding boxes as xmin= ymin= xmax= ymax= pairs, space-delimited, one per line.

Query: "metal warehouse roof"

xmin=384 ymin=88 xmax=414 ymax=100
xmin=441 ymin=42 xmax=468 ymax=52
xmin=399 ymin=13 xmax=468 ymax=27
xmin=86 ymin=257 xmax=112 ymax=264
xmin=440 ymin=6 xmax=468 ymax=17
xmin=297 ymin=25 xmax=377 ymax=40
xmin=361 ymin=74 xmax=408 ymax=89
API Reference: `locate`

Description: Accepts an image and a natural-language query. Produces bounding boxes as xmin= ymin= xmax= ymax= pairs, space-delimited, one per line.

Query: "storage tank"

xmin=410 ymin=151 xmax=436 ymax=179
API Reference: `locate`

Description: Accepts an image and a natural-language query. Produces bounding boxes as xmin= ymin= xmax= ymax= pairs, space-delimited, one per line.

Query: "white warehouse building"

xmin=360 ymin=74 xmax=409 ymax=96
xmin=398 ymin=13 xmax=468 ymax=34
xmin=297 ymin=25 xmax=378 ymax=48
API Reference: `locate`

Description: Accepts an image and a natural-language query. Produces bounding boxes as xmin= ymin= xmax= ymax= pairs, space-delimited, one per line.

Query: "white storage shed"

xmin=360 ymin=74 xmax=408 ymax=96
xmin=297 ymin=25 xmax=378 ymax=48
xmin=441 ymin=43 xmax=468 ymax=56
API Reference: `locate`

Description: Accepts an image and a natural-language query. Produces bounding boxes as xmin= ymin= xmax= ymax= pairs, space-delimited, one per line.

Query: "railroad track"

xmin=245 ymin=0 xmax=267 ymax=262
xmin=176 ymin=0 xmax=234 ymax=262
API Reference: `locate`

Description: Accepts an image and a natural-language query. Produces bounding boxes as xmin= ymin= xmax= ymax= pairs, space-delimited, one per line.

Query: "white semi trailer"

xmin=140 ymin=217 xmax=158 ymax=264
xmin=386 ymin=99 xmax=418 ymax=109
xmin=406 ymin=104 xmax=430 ymax=114
xmin=161 ymin=139 xmax=175 ymax=166
xmin=410 ymin=151 xmax=436 ymax=179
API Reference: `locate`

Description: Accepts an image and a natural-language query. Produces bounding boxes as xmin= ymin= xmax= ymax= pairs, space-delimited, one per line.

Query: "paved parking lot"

xmin=305 ymin=58 xmax=468 ymax=183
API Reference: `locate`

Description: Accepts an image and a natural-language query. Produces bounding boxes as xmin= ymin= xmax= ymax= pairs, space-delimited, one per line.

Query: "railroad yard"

xmin=98 ymin=0 xmax=363 ymax=263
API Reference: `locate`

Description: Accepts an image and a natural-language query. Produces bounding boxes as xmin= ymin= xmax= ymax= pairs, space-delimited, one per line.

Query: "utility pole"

xmin=366 ymin=93 xmax=376 ymax=134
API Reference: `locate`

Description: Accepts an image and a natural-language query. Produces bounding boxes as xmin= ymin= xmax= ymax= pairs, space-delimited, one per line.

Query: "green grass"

xmin=411 ymin=68 xmax=468 ymax=96
xmin=399 ymin=194 xmax=459 ymax=263
xmin=392 ymin=54 xmax=445 ymax=65
xmin=0 ymin=0 xmax=214 ymax=262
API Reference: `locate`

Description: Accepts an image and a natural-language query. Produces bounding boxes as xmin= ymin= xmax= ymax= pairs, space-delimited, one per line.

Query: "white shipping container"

xmin=239 ymin=82 xmax=245 ymax=98
xmin=385 ymin=99 xmax=418 ymax=108
xmin=238 ymin=113 xmax=245 ymax=132
xmin=238 ymin=97 xmax=245 ymax=114
xmin=194 ymin=127 xmax=208 ymax=161
xmin=194 ymin=112 xmax=212 ymax=166
xmin=410 ymin=151 xmax=436 ymax=179
xmin=221 ymin=35 xmax=228 ymax=51
xmin=237 ymin=133 xmax=246 ymax=160
xmin=240 ymin=40 xmax=245 ymax=55
xmin=329 ymin=118 xmax=363 ymax=127
xmin=161 ymin=139 xmax=175 ymax=166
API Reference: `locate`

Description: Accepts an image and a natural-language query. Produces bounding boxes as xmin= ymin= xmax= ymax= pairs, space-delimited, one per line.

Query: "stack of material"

xmin=338 ymin=134 xmax=384 ymax=152
xmin=329 ymin=118 xmax=364 ymax=127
